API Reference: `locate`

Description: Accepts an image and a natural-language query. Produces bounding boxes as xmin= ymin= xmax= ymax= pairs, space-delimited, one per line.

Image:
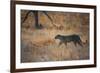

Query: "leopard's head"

xmin=55 ymin=35 xmax=61 ymax=39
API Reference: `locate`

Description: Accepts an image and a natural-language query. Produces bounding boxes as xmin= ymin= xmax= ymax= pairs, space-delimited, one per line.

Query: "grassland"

xmin=21 ymin=10 xmax=89 ymax=63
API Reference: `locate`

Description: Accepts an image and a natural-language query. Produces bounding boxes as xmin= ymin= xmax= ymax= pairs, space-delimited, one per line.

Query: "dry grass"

xmin=21 ymin=10 xmax=89 ymax=63
xmin=21 ymin=28 xmax=89 ymax=63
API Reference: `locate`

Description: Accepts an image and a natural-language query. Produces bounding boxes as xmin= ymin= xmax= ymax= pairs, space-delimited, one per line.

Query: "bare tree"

xmin=22 ymin=10 xmax=53 ymax=29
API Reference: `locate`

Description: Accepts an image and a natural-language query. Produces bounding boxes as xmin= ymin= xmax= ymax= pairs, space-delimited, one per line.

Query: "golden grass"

xmin=21 ymin=28 xmax=89 ymax=63
xmin=21 ymin=10 xmax=89 ymax=63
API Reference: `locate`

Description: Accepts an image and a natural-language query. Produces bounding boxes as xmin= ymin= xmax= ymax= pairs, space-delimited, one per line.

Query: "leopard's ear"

xmin=57 ymin=34 xmax=61 ymax=36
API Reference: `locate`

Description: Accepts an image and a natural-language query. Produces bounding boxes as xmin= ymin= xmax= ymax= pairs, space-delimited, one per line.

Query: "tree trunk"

xmin=34 ymin=11 xmax=39 ymax=28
